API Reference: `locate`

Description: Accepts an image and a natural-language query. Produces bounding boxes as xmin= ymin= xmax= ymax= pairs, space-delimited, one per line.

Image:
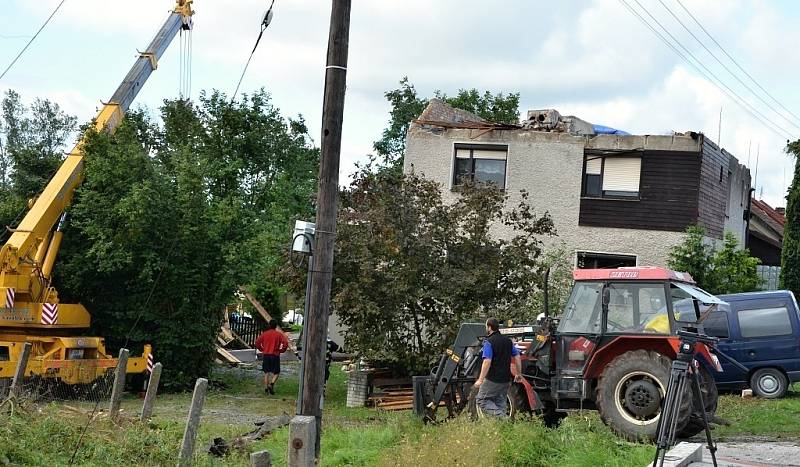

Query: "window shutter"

xmin=455 ymin=148 xmax=471 ymax=159
xmin=585 ymin=157 xmax=602 ymax=175
xmin=602 ymin=157 xmax=641 ymax=193
xmin=471 ymin=148 xmax=507 ymax=160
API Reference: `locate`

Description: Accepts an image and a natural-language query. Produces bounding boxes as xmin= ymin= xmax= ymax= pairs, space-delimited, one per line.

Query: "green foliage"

xmin=781 ymin=141 xmax=800 ymax=299
xmin=373 ymin=77 xmax=520 ymax=170
xmin=49 ymin=90 xmax=317 ymax=389
xmin=318 ymin=167 xmax=554 ymax=373
xmin=0 ymin=90 xmax=77 ymax=232
xmin=529 ymin=244 xmax=575 ymax=317
xmin=668 ymin=225 xmax=761 ymax=294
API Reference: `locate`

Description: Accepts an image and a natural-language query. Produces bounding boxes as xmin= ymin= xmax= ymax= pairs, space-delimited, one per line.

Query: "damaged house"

xmin=404 ymin=99 xmax=752 ymax=268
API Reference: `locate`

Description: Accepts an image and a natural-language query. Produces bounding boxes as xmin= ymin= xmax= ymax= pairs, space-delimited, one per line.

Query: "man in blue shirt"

xmin=474 ymin=318 xmax=523 ymax=417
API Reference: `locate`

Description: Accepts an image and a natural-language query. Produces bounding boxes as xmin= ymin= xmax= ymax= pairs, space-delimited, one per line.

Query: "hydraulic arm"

xmin=0 ymin=1 xmax=194 ymax=385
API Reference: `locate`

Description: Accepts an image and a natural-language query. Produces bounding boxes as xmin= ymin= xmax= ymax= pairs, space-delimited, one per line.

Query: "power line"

xmin=675 ymin=0 xmax=800 ymax=126
xmin=657 ymin=0 xmax=800 ymax=132
xmin=0 ymin=0 xmax=67 ymax=81
xmin=619 ymin=0 xmax=794 ymax=140
xmin=630 ymin=0 xmax=794 ymax=139
xmin=232 ymin=0 xmax=276 ymax=101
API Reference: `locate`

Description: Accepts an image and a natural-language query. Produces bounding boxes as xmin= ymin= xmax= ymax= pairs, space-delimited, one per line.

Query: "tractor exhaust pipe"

xmin=543 ymin=268 xmax=550 ymax=317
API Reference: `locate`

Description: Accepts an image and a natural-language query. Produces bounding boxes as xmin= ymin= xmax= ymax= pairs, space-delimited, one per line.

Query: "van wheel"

xmin=750 ymin=368 xmax=788 ymax=399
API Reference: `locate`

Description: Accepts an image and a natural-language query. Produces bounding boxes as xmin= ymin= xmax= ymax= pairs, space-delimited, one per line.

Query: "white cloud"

xmin=5 ymin=0 xmax=799 ymax=205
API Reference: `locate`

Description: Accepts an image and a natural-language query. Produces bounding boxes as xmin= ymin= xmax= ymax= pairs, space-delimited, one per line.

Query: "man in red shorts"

xmin=255 ymin=319 xmax=290 ymax=395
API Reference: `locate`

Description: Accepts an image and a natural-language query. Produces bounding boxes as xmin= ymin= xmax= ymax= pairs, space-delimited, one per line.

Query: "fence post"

xmin=178 ymin=378 xmax=208 ymax=466
xmin=287 ymin=415 xmax=316 ymax=467
xmin=109 ymin=348 xmax=129 ymax=420
xmin=9 ymin=342 xmax=32 ymax=398
xmin=251 ymin=450 xmax=272 ymax=467
xmin=140 ymin=362 xmax=162 ymax=421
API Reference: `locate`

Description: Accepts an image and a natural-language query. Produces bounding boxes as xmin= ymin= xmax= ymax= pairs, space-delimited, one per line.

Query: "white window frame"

xmin=451 ymin=142 xmax=509 ymax=190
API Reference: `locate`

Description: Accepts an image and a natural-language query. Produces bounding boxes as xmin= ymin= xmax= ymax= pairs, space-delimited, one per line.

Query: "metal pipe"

xmin=41 ymin=213 xmax=66 ymax=278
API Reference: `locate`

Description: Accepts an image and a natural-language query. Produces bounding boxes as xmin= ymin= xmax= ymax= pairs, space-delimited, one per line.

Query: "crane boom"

xmin=0 ymin=1 xmax=194 ymax=385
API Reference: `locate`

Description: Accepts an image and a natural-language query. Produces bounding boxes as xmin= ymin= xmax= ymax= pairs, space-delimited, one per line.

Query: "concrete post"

xmin=288 ymin=415 xmax=316 ymax=467
xmin=109 ymin=348 xmax=129 ymax=419
xmin=178 ymin=378 xmax=208 ymax=466
xmin=250 ymin=450 xmax=272 ymax=467
xmin=9 ymin=342 xmax=32 ymax=397
xmin=140 ymin=362 xmax=162 ymax=421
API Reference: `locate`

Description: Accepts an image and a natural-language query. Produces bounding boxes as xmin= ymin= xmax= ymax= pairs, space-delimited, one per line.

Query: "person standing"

xmin=473 ymin=318 xmax=523 ymax=417
xmin=255 ymin=319 xmax=289 ymax=395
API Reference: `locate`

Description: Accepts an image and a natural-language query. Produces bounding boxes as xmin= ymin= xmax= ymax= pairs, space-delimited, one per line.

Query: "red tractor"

xmin=413 ymin=267 xmax=724 ymax=441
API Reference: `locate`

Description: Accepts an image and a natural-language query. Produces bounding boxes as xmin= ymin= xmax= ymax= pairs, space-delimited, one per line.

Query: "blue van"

xmin=701 ymin=290 xmax=800 ymax=398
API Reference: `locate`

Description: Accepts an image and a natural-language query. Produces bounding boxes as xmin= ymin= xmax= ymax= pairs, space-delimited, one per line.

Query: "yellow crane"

xmin=0 ymin=1 xmax=194 ymax=386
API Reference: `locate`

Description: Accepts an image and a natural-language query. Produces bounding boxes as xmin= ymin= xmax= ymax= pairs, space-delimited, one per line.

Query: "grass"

xmin=713 ymin=383 xmax=800 ymax=439
xmin=1 ymin=366 xmax=798 ymax=466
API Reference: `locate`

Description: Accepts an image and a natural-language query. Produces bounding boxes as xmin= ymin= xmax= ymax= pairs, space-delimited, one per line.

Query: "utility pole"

xmin=300 ymin=0 xmax=351 ymax=459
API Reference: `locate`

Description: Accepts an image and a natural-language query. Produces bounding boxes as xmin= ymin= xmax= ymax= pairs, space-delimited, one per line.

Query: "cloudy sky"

xmin=2 ymin=0 xmax=798 ymax=208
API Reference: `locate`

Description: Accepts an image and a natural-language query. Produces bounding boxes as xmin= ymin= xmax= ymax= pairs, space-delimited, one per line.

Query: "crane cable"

xmin=232 ymin=0 xmax=276 ymax=101
xmin=0 ymin=0 xmax=67 ymax=81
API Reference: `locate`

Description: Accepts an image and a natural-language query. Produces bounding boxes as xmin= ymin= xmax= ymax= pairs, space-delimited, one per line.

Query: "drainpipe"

xmin=744 ymin=188 xmax=755 ymax=249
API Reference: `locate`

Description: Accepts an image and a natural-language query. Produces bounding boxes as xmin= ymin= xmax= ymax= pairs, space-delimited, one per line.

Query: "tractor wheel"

xmin=507 ymin=384 xmax=530 ymax=420
xmin=467 ymin=383 xmax=524 ymax=420
xmin=596 ymin=350 xmax=691 ymax=442
xmin=677 ymin=365 xmax=719 ymax=438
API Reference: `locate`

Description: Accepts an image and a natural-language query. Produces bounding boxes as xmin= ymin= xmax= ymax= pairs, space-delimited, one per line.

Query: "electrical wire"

xmin=232 ymin=0 xmax=276 ymax=101
xmin=629 ymin=0 xmax=794 ymax=139
xmin=0 ymin=0 xmax=68 ymax=81
xmin=656 ymin=0 xmax=800 ymax=132
xmin=619 ymin=0 xmax=795 ymax=141
xmin=675 ymin=0 xmax=800 ymax=126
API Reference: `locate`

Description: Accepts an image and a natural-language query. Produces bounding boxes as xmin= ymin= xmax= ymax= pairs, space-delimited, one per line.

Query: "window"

xmin=737 ymin=306 xmax=793 ymax=338
xmin=703 ymin=311 xmax=729 ymax=339
xmin=605 ymin=283 xmax=669 ymax=334
xmin=559 ymin=282 xmax=603 ymax=333
xmin=582 ymin=154 xmax=641 ymax=198
xmin=453 ymin=144 xmax=507 ymax=189
xmin=577 ymin=251 xmax=636 ymax=269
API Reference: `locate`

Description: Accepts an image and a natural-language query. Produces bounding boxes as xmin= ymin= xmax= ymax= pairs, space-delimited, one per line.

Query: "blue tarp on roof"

xmin=593 ymin=124 xmax=631 ymax=136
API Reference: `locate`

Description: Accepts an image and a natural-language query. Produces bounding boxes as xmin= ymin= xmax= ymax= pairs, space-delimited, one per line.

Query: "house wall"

xmin=723 ymin=155 xmax=751 ymax=244
xmin=698 ymin=137 xmax=733 ymax=239
xmin=578 ymin=150 xmax=701 ymax=231
xmin=404 ymin=126 xmax=695 ymax=266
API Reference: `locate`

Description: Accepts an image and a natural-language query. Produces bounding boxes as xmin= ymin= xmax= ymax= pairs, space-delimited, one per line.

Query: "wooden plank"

xmin=238 ymin=287 xmax=272 ymax=322
xmin=216 ymin=346 xmax=241 ymax=364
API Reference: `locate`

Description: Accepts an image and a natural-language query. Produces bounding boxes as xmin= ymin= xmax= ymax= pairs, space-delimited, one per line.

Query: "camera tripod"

xmin=652 ymin=330 xmax=718 ymax=467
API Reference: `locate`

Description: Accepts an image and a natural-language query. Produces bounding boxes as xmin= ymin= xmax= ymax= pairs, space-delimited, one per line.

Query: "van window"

xmin=703 ymin=311 xmax=729 ymax=339
xmin=737 ymin=306 xmax=793 ymax=338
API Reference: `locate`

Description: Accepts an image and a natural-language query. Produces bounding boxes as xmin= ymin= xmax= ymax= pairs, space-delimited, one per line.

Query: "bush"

xmin=668 ymin=226 xmax=760 ymax=294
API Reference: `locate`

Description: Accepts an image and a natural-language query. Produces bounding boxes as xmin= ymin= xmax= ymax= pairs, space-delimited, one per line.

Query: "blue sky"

xmin=2 ymin=0 xmax=799 ymax=208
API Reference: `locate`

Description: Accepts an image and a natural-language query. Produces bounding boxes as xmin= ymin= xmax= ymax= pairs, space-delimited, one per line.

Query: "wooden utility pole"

xmin=299 ymin=0 xmax=351 ymax=459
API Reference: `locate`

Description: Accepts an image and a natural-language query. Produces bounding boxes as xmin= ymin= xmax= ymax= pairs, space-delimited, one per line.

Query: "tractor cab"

xmin=552 ymin=267 xmax=723 ymax=402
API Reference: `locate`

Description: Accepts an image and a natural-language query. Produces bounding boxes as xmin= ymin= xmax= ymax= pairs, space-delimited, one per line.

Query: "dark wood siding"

xmin=697 ymin=137 xmax=730 ymax=239
xmin=579 ymin=150 xmax=701 ymax=231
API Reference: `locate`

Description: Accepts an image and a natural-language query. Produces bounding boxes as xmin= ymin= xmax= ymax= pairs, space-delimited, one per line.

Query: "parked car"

xmin=701 ymin=290 xmax=800 ymax=398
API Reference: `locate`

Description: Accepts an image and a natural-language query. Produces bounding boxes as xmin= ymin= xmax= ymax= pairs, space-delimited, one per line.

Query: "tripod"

xmin=652 ymin=330 xmax=718 ymax=467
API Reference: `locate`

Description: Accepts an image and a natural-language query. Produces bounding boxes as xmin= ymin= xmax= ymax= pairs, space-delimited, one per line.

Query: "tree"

xmin=667 ymin=226 xmax=717 ymax=291
xmin=317 ymin=167 xmax=554 ymax=373
xmin=781 ymin=140 xmax=800 ymax=298
xmin=668 ymin=226 xmax=761 ymax=294
xmin=0 ymin=90 xmax=76 ymax=232
xmin=373 ymin=77 xmax=520 ymax=170
xmin=53 ymin=90 xmax=317 ymax=389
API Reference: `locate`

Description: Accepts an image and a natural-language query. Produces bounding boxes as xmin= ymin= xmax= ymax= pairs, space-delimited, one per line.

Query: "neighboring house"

xmin=404 ymin=99 xmax=752 ymax=268
xmin=748 ymin=199 xmax=785 ymax=267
